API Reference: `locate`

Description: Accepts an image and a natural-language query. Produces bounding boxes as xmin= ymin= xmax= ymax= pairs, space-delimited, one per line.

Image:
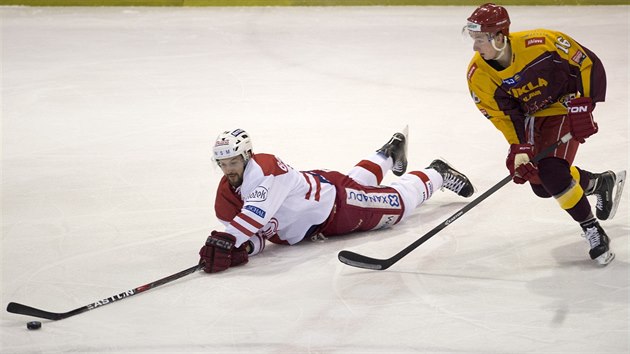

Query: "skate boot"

xmin=580 ymin=218 xmax=615 ymax=266
xmin=377 ymin=126 xmax=408 ymax=177
xmin=585 ymin=170 xmax=626 ymax=220
xmin=428 ymin=159 xmax=475 ymax=198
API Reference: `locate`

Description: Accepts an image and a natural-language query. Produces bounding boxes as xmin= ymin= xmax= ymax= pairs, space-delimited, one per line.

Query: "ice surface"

xmin=1 ymin=5 xmax=628 ymax=353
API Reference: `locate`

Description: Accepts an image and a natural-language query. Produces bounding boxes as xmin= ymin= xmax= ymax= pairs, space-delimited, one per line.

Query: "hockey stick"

xmin=338 ymin=132 xmax=574 ymax=270
xmin=6 ymin=263 xmax=202 ymax=321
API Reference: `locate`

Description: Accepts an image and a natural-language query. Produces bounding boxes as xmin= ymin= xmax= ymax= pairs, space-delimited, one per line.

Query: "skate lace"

xmin=583 ymin=226 xmax=601 ymax=248
xmin=592 ymin=172 xmax=614 ymax=212
xmin=442 ymin=174 xmax=466 ymax=194
xmin=595 ymin=194 xmax=604 ymax=211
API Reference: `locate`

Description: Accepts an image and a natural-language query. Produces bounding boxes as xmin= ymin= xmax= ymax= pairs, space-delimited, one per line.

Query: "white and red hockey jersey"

xmin=215 ymin=153 xmax=336 ymax=254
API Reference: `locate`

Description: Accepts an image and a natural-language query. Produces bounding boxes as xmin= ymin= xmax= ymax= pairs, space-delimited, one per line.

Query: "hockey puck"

xmin=26 ymin=321 xmax=42 ymax=330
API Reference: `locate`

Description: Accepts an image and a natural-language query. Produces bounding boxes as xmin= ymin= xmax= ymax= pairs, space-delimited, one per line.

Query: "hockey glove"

xmin=506 ymin=144 xmax=538 ymax=184
xmin=199 ymin=231 xmax=249 ymax=273
xmin=568 ymin=97 xmax=598 ymax=143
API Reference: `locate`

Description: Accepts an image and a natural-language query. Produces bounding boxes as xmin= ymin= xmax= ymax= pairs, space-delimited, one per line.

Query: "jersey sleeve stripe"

xmin=238 ymin=212 xmax=264 ymax=229
xmin=229 ymin=212 xmax=265 ymax=237
xmin=302 ymin=172 xmax=322 ymax=202
xmin=229 ymin=219 xmax=255 ymax=237
xmin=302 ymin=172 xmax=313 ymax=200
xmin=314 ymin=173 xmax=321 ymax=201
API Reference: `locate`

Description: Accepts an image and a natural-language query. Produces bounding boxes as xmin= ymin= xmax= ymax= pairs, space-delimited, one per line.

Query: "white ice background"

xmin=1 ymin=5 xmax=629 ymax=353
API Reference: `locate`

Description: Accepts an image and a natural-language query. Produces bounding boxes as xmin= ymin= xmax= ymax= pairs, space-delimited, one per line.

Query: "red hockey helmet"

xmin=466 ymin=3 xmax=510 ymax=36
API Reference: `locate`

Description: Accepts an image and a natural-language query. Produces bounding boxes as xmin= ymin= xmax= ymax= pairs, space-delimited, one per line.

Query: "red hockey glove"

xmin=199 ymin=231 xmax=249 ymax=273
xmin=506 ymin=144 xmax=538 ymax=184
xmin=568 ymin=97 xmax=598 ymax=143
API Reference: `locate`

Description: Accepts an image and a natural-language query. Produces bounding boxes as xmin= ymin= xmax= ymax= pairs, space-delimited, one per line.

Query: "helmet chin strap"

xmin=491 ymin=37 xmax=508 ymax=61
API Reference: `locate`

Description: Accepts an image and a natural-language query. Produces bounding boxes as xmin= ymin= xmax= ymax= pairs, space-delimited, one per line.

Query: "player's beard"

xmin=227 ymin=173 xmax=243 ymax=188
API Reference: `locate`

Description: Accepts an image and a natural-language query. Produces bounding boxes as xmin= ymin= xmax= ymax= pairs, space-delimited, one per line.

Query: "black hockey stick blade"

xmin=338 ymin=133 xmax=573 ymax=270
xmin=338 ymin=251 xmax=391 ymax=271
xmin=6 ymin=263 xmax=202 ymax=321
xmin=6 ymin=302 xmax=68 ymax=321
xmin=338 ymin=175 xmax=512 ymax=270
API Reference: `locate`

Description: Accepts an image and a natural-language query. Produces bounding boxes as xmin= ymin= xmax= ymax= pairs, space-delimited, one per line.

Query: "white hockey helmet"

xmin=213 ymin=128 xmax=253 ymax=163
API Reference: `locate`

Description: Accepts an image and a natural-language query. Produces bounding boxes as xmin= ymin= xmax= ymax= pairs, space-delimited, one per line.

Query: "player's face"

xmin=217 ymin=155 xmax=246 ymax=187
xmin=469 ymin=31 xmax=498 ymax=60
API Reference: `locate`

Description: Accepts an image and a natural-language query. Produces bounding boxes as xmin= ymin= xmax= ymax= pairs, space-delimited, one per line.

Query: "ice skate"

xmin=428 ymin=159 xmax=475 ymax=198
xmin=586 ymin=170 xmax=626 ymax=221
xmin=580 ymin=219 xmax=615 ymax=266
xmin=377 ymin=126 xmax=408 ymax=176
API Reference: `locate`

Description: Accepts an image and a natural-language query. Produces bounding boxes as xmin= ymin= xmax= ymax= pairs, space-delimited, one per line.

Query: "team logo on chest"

xmin=510 ymin=77 xmax=548 ymax=102
xmin=247 ymin=186 xmax=268 ymax=202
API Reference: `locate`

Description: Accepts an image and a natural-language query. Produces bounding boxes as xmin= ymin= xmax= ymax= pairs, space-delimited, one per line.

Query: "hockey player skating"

xmin=463 ymin=3 xmax=626 ymax=265
xmin=198 ymin=128 xmax=475 ymax=273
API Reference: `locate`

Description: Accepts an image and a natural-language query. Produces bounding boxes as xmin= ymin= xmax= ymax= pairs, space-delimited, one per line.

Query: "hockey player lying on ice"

xmin=198 ymin=128 xmax=475 ymax=273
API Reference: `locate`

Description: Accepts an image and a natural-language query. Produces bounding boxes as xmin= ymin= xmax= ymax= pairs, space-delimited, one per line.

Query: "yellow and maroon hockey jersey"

xmin=466 ymin=28 xmax=606 ymax=144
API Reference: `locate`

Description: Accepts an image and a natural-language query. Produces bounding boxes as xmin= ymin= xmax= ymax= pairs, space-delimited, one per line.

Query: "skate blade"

xmin=402 ymin=124 xmax=408 ymax=165
xmin=595 ymin=251 xmax=615 ymax=266
xmin=607 ymin=170 xmax=626 ymax=220
xmin=392 ymin=125 xmax=409 ymax=177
